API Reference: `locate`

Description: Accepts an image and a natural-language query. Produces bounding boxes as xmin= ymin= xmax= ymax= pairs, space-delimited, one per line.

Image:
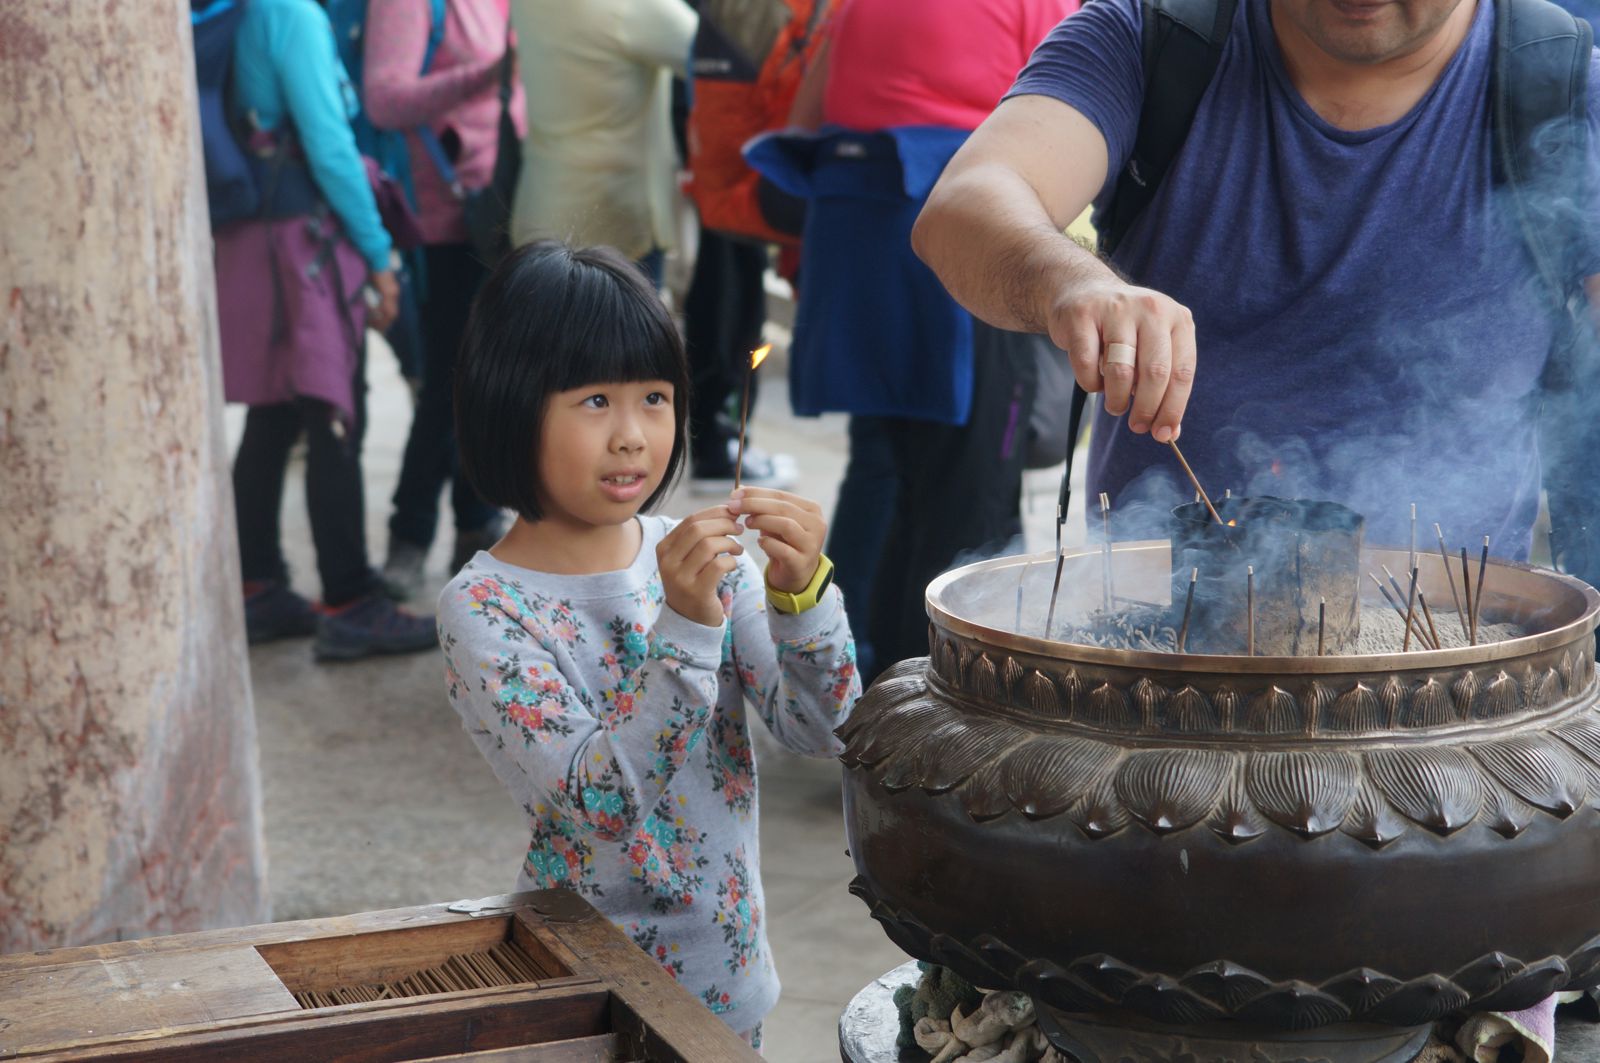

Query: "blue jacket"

xmin=745 ymin=126 xmax=974 ymax=425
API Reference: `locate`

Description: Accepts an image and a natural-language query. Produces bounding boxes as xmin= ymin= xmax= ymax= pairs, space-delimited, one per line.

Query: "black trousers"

xmin=685 ymin=230 xmax=768 ymax=464
xmin=388 ymin=243 xmax=498 ymax=548
xmin=233 ymin=343 xmax=373 ymax=607
xmin=863 ymin=320 xmax=1038 ymax=676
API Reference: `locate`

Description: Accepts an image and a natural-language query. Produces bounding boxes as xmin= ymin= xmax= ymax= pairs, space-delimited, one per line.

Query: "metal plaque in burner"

xmin=1171 ymin=496 xmax=1364 ymax=655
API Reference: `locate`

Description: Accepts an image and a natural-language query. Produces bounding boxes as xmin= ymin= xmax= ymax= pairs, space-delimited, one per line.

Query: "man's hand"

xmin=729 ymin=487 xmax=827 ymax=593
xmin=368 ymin=268 xmax=401 ymax=333
xmin=657 ymin=505 xmax=744 ymax=627
xmin=1045 ymin=278 xmax=1196 ymax=443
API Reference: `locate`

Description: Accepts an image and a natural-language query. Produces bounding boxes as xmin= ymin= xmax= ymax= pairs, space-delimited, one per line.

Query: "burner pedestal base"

xmin=1038 ymin=1008 xmax=1430 ymax=1063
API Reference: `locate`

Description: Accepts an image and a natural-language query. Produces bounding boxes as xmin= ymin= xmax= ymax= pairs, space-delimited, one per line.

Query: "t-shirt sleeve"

xmin=1004 ymin=0 xmax=1145 ymax=183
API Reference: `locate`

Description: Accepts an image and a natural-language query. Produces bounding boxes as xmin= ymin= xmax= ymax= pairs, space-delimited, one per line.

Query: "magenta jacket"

xmin=363 ymin=0 xmax=528 ymax=245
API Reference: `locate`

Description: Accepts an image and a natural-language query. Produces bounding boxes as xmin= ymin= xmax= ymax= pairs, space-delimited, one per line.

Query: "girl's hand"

xmin=730 ymin=488 xmax=827 ymax=593
xmin=657 ymin=506 xmax=744 ymax=627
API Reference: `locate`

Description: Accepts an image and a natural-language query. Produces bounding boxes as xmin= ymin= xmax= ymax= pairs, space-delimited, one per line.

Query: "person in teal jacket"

xmin=213 ymin=0 xmax=437 ymax=661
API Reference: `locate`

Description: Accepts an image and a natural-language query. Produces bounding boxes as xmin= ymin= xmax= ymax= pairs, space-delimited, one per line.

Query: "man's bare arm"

xmin=911 ymin=95 xmax=1197 ymax=443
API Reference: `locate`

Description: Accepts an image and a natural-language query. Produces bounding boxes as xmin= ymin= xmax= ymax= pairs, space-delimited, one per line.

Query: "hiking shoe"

xmin=690 ymin=440 xmax=798 ymax=494
xmin=314 ymin=594 xmax=437 ymax=662
xmin=381 ymin=538 xmax=429 ymax=601
xmin=450 ymin=514 xmax=508 ymax=575
xmin=243 ymin=582 xmax=319 ymax=645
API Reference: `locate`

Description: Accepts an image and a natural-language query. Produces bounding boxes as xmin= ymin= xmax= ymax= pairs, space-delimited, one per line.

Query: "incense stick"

xmin=1418 ymin=590 xmax=1442 ymax=651
xmin=1435 ymin=522 xmax=1469 ymax=640
xmin=1169 ymin=441 xmax=1223 ymax=523
xmin=1246 ymin=565 xmax=1255 ymax=656
xmin=1401 ymin=566 xmax=1420 ymax=652
xmin=1461 ymin=546 xmax=1477 ymax=646
xmin=1177 ymin=567 xmax=1197 ymax=653
xmin=1471 ymin=536 xmax=1489 ymax=646
xmin=1369 ymin=571 xmax=1432 ymax=648
xmin=1015 ymin=559 xmax=1030 ymax=632
xmin=1099 ymin=492 xmax=1114 ymax=610
xmin=732 ymin=343 xmax=771 ymax=491
xmin=1044 ymin=512 xmax=1066 ymax=638
xmin=1317 ymin=596 xmax=1326 ymax=656
xmin=1409 ymin=502 xmax=1417 ymax=577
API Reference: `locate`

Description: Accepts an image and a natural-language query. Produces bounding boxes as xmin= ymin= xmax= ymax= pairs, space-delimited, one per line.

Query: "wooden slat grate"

xmin=291 ymin=940 xmax=551 ymax=1008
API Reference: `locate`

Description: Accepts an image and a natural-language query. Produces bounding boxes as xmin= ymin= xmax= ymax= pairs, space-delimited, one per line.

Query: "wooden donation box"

xmin=0 ymin=891 xmax=761 ymax=1062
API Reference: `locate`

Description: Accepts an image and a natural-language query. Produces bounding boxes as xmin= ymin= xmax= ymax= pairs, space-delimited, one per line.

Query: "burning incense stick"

xmin=1099 ymin=492 xmax=1114 ymax=610
xmin=1169 ymin=441 xmax=1223 ymax=524
xmin=1247 ymin=565 xmax=1255 ymax=656
xmin=1317 ymin=596 xmax=1326 ymax=657
xmin=1435 ymin=522 xmax=1469 ymax=640
xmin=1409 ymin=503 xmax=1418 ymax=576
xmin=1177 ymin=567 xmax=1197 ymax=653
xmin=1471 ymin=535 xmax=1490 ymax=646
xmin=732 ymin=343 xmax=772 ymax=491
xmin=1419 ymin=590 xmax=1442 ymax=651
xmin=1461 ymin=546 xmax=1477 ymax=646
xmin=1401 ymin=566 xmax=1420 ymax=652
xmin=1044 ymin=512 xmax=1066 ymax=638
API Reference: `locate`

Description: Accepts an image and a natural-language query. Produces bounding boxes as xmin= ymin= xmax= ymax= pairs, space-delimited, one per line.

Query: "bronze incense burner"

xmin=840 ymin=539 xmax=1600 ymax=1063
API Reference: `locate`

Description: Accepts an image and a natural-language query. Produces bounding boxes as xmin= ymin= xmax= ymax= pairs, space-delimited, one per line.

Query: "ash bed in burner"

xmin=1171 ymin=496 xmax=1364 ymax=656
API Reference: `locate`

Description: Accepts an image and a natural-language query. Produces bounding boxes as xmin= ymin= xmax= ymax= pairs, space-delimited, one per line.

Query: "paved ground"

xmin=233 ymin=301 xmax=1075 ymax=1062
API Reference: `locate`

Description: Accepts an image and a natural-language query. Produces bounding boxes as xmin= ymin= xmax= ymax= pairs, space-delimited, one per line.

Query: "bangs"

xmin=544 ymin=252 xmax=686 ymax=395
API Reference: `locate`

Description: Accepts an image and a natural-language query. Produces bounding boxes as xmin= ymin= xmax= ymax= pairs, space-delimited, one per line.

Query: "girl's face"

xmin=535 ymin=379 xmax=677 ymax=530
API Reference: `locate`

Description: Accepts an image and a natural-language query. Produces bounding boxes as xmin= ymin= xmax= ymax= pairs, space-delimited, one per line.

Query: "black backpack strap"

xmin=1098 ymin=0 xmax=1237 ymax=256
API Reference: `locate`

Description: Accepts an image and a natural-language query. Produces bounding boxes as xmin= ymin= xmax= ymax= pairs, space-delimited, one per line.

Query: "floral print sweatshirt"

xmin=436 ymin=515 xmax=860 ymax=1034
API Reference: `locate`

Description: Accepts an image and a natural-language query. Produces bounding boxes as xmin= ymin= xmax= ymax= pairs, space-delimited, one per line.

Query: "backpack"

xmin=1056 ymin=0 xmax=1600 ymax=583
xmin=686 ymin=0 xmax=839 ymax=245
xmin=191 ymin=0 xmax=259 ymax=224
xmin=327 ymin=0 xmax=447 ymax=213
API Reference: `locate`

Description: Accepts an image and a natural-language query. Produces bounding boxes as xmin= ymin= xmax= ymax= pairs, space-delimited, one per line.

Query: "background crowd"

xmin=203 ymin=0 xmax=1089 ymax=685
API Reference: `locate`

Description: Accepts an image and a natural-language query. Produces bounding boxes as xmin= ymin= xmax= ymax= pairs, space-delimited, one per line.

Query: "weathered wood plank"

xmin=0 ymin=946 xmax=298 ymax=1050
xmin=11 ymin=986 xmax=613 ymax=1062
xmin=408 ymin=1032 xmax=626 ymax=1062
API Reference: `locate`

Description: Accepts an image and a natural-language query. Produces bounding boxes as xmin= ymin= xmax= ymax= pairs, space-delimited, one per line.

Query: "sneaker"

xmin=450 ymin=514 xmax=508 ymax=575
xmin=690 ymin=439 xmax=798 ymax=494
xmin=314 ymin=594 xmax=437 ymax=662
xmin=381 ymin=538 xmax=428 ymax=601
xmin=243 ymin=582 xmax=319 ymax=645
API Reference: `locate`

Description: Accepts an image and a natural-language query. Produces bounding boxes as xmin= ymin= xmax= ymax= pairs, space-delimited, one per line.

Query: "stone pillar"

xmin=0 ymin=1 xmax=269 ymax=950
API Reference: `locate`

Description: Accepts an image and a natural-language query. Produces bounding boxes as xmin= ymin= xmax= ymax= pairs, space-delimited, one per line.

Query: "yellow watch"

xmin=766 ymin=555 xmax=835 ymax=615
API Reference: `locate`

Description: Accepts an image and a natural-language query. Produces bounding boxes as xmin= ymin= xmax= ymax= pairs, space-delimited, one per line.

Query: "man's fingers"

xmin=1127 ymin=318 xmax=1173 ymax=434
xmin=1058 ymin=307 xmax=1103 ymax=395
xmin=1098 ymin=305 xmax=1138 ymax=417
xmin=1151 ymin=318 xmax=1196 ymax=443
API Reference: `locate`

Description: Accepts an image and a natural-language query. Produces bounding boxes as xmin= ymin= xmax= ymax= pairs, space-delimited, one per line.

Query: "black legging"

xmin=233 ymin=345 xmax=373 ymax=607
xmin=684 ymin=230 xmax=768 ymax=462
xmin=388 ymin=242 xmax=499 ymax=549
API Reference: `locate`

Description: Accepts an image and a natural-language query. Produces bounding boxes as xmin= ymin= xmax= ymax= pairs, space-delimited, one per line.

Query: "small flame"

xmin=750 ymin=343 xmax=772 ymax=370
xmin=1227 ymin=519 xmax=1238 ymax=527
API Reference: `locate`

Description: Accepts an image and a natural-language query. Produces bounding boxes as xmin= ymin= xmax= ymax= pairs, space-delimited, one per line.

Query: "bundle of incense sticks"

xmin=291 ymin=941 xmax=549 ymax=1008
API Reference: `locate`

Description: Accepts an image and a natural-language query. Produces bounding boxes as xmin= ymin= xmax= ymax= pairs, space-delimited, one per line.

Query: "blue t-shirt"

xmin=1009 ymin=0 xmax=1600 ymax=555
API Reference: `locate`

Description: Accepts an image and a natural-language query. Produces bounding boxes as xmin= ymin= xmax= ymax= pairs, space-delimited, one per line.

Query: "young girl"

xmin=437 ymin=240 xmax=860 ymax=1045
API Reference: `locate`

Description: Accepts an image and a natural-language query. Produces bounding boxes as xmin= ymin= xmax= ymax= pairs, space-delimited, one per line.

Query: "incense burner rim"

xmin=933 ymin=542 xmax=1600 ymax=676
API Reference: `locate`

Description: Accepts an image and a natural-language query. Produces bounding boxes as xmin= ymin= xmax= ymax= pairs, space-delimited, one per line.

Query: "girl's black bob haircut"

xmin=454 ymin=240 xmax=690 ymax=522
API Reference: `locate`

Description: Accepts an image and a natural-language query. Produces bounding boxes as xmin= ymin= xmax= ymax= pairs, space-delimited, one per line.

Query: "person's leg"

xmin=307 ymin=341 xmax=437 ymax=660
xmin=388 ymin=245 xmax=489 ymax=551
xmin=234 ymin=401 xmax=321 ymax=644
xmin=867 ymin=321 xmax=1036 ymax=672
xmin=234 ymin=402 xmax=301 ymax=588
xmin=826 ymin=415 xmax=899 ymax=683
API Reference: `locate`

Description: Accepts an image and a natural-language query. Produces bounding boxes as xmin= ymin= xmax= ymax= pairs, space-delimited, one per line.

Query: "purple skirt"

xmin=214 ymin=210 xmax=369 ymax=426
